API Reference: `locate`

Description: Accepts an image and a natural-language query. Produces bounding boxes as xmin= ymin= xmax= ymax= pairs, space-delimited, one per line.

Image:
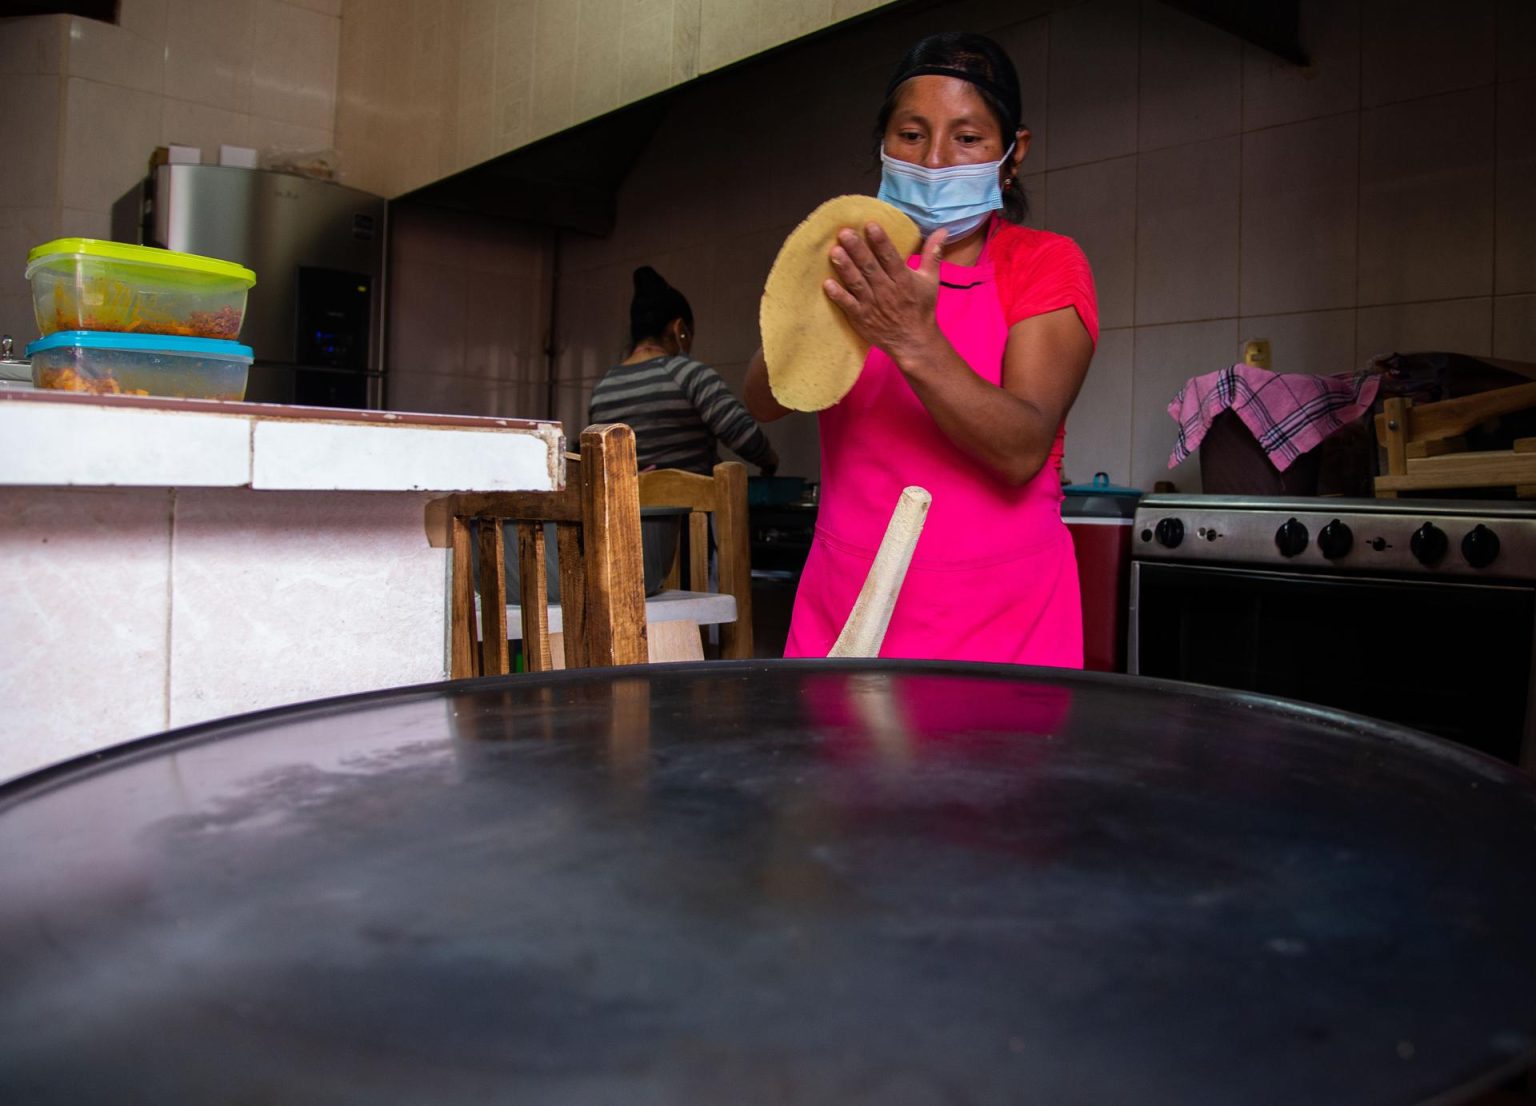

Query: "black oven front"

xmin=1129 ymin=496 xmax=1536 ymax=767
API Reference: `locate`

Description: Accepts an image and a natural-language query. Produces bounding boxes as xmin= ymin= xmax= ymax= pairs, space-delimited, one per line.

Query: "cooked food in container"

xmin=26 ymin=238 xmax=256 ymax=340
xmin=28 ymin=331 xmax=253 ymax=401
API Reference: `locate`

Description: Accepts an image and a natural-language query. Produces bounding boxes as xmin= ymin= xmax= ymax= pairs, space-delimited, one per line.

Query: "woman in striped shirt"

xmin=589 ymin=266 xmax=779 ymax=476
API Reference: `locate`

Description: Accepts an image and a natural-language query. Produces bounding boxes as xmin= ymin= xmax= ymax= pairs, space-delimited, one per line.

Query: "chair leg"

xmin=713 ymin=461 xmax=753 ymax=659
xmin=517 ymin=522 xmax=555 ymax=673
xmin=579 ymin=424 xmax=649 ymax=667
xmin=475 ymin=520 xmax=511 ymax=676
xmin=449 ymin=516 xmax=478 ymax=679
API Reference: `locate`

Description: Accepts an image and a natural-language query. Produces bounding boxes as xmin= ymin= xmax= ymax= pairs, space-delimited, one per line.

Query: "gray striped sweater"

xmin=587 ymin=355 xmax=775 ymax=475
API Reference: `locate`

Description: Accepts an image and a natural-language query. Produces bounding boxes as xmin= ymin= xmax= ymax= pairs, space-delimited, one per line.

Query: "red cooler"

xmin=1062 ymin=474 xmax=1142 ymax=673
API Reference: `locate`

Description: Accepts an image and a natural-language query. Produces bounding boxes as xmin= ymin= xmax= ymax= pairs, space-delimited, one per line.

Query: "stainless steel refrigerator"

xmin=113 ymin=165 xmax=386 ymax=407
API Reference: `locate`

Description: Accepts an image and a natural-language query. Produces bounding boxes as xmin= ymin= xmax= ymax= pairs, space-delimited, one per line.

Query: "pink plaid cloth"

xmin=1167 ymin=364 xmax=1381 ymax=473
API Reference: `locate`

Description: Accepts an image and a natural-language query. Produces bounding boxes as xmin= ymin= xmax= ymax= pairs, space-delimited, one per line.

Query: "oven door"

xmin=1130 ymin=561 xmax=1536 ymax=765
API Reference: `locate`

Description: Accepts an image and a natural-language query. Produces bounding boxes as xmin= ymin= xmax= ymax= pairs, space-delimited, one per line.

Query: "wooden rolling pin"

xmin=828 ymin=485 xmax=931 ymax=658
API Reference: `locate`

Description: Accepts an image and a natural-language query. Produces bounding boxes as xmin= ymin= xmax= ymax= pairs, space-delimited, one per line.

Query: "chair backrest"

xmin=637 ymin=461 xmax=753 ymax=659
xmin=448 ymin=423 xmax=648 ymax=677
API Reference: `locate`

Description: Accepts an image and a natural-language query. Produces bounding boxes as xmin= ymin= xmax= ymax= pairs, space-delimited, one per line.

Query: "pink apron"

xmin=784 ymin=246 xmax=1083 ymax=668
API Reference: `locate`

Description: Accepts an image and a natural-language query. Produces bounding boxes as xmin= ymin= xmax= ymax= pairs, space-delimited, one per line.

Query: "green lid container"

xmin=25 ymin=238 xmax=257 ymax=341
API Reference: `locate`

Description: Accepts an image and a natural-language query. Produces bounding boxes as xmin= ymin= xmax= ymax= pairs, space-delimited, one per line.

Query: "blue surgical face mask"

xmin=877 ymin=142 xmax=1015 ymax=240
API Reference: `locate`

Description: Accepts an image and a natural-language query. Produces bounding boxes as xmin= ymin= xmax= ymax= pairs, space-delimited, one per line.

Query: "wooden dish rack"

xmin=1374 ymin=380 xmax=1536 ymax=497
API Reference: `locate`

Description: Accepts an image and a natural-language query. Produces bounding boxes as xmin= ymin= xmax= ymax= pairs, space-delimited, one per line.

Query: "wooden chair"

xmin=1375 ymin=381 xmax=1536 ymax=497
xmin=447 ymin=423 xmax=648 ymax=677
xmin=637 ymin=461 xmax=754 ymax=659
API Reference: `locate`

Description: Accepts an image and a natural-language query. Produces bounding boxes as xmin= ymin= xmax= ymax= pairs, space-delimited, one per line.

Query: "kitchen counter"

xmin=1 ymin=389 xmax=562 ymax=491
xmin=0 ymin=391 xmax=566 ymax=783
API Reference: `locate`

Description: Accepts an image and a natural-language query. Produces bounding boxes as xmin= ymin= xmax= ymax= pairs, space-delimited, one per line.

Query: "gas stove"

xmin=1132 ymin=495 xmax=1536 ymax=581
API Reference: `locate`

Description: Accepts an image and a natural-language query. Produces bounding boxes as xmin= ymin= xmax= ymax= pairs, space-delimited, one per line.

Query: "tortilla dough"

xmin=760 ymin=195 xmax=921 ymax=412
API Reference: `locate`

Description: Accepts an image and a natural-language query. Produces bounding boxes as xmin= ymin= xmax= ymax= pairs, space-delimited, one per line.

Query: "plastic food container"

xmin=27 ymin=331 xmax=253 ymax=401
xmin=26 ymin=238 xmax=256 ymax=340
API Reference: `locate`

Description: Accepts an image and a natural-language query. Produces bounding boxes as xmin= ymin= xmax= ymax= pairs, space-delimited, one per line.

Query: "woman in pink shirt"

xmin=745 ymin=31 xmax=1098 ymax=667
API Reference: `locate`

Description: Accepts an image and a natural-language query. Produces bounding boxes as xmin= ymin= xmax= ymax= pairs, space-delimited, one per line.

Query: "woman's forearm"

xmin=899 ymin=343 xmax=1058 ymax=486
xmin=744 ymin=347 xmax=792 ymax=423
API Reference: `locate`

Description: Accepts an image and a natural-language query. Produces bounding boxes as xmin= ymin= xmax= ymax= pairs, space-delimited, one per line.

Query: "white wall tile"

xmin=0 ymin=76 xmax=63 ymax=210
xmin=1047 ymin=0 xmax=1139 ymax=170
xmin=1356 ymin=297 xmax=1493 ymax=363
xmin=621 ymin=9 xmax=674 ymax=103
xmin=672 ymin=0 xmax=702 ymax=83
xmin=1019 ymin=170 xmax=1046 ymax=229
xmin=65 ymin=13 xmax=165 ymax=95
xmin=1135 ymin=135 xmax=1241 ymax=325
xmin=285 ymin=0 xmax=342 ymax=16
xmin=59 ymin=206 xmax=110 ymax=238
xmin=162 ymin=97 xmax=251 ymax=156
xmin=1496 ymin=79 xmax=1536 ymax=294
xmin=249 ymin=0 xmax=340 ymax=129
xmin=1 ymin=294 xmax=38 ymax=353
xmin=1064 ymin=326 xmax=1134 ymax=487
xmin=1 ymin=403 xmax=252 ymax=487
xmin=1045 ymin=155 xmax=1136 ymax=329
xmin=386 ymin=370 xmax=502 ymax=416
xmin=529 ymin=0 xmax=577 ymax=137
xmin=0 ymin=13 xmax=66 ymax=75
xmin=991 ymin=15 xmax=1050 ymax=168
xmin=574 ymin=0 xmax=624 ymax=123
xmin=1243 ymin=0 xmax=1359 ymax=131
xmin=464 ymin=273 xmax=543 ymax=383
xmin=1499 ymin=0 xmax=1536 ymax=82
xmin=117 ymin=0 xmax=170 ymax=40
xmin=1240 ymin=113 xmax=1357 ymax=315
xmin=1360 ymin=0 xmax=1496 ymax=107
xmin=1237 ymin=309 xmax=1358 ymax=375
xmin=60 ymin=77 xmax=164 ymax=214
xmin=388 ymin=261 xmax=467 ymax=377
xmin=1358 ymin=87 xmax=1495 ymax=305
xmin=163 ymin=0 xmax=255 ymax=113
xmin=1494 ymin=295 xmax=1536 ymax=362
xmin=246 ymin=117 xmax=333 ymax=162
xmin=0 ymin=208 xmax=60 ymax=339
xmin=168 ymin=489 xmax=449 ymax=729
xmin=1131 ymin=318 xmax=1240 ymax=492
xmin=251 ymin=419 xmax=558 ymax=491
xmin=0 ymin=487 xmax=173 ymax=777
xmin=1138 ymin=0 xmax=1242 ymax=152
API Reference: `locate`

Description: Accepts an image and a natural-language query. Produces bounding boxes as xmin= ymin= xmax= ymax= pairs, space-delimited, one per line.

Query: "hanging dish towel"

xmin=1167 ymin=364 xmax=1381 ymax=473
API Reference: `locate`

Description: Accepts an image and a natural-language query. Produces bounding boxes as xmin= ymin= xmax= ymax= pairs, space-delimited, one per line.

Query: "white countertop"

xmin=0 ymin=391 xmax=565 ymax=493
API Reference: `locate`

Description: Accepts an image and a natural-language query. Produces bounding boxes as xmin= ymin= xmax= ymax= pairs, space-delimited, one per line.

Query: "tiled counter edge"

xmin=0 ymin=393 xmax=566 ymax=784
xmin=0 ymin=392 xmax=566 ymax=492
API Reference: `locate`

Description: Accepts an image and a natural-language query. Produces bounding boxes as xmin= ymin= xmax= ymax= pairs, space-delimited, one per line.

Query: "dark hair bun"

xmin=628 ymin=266 xmax=694 ymax=348
xmin=633 ymin=266 xmax=669 ymax=293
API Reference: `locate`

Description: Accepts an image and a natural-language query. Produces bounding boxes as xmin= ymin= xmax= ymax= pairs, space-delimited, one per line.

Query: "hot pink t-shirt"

xmin=784 ymin=219 xmax=1098 ymax=666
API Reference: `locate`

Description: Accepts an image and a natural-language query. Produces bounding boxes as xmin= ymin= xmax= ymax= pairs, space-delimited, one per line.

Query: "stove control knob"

xmin=1154 ymin=517 xmax=1185 ymax=548
xmin=1411 ymin=522 xmax=1448 ymax=566
xmin=1275 ymin=517 xmax=1309 ymax=558
xmin=1317 ymin=519 xmax=1353 ymax=560
xmin=1461 ymin=524 xmax=1500 ymax=569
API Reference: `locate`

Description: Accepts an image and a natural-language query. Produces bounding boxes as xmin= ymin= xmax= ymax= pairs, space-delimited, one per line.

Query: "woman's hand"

xmin=825 ymin=223 xmax=948 ymax=364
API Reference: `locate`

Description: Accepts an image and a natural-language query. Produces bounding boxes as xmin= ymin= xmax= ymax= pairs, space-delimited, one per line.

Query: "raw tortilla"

xmin=760 ymin=195 xmax=921 ymax=412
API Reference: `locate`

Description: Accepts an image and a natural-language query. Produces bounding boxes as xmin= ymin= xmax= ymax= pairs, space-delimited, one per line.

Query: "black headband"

xmin=884 ymin=64 xmax=1019 ymax=125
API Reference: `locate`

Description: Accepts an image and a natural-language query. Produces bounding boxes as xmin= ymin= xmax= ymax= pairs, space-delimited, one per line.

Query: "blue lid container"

xmin=1062 ymin=472 xmax=1143 ymax=519
xmin=27 ymin=330 xmax=253 ymax=401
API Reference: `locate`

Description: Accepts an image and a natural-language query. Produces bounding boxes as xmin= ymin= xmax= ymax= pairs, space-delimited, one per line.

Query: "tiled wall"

xmin=335 ymin=0 xmax=893 ymax=200
xmin=523 ymin=0 xmax=1535 ymax=492
xmin=386 ymin=204 xmax=555 ymax=420
xmin=0 ymin=0 xmax=341 ymax=345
